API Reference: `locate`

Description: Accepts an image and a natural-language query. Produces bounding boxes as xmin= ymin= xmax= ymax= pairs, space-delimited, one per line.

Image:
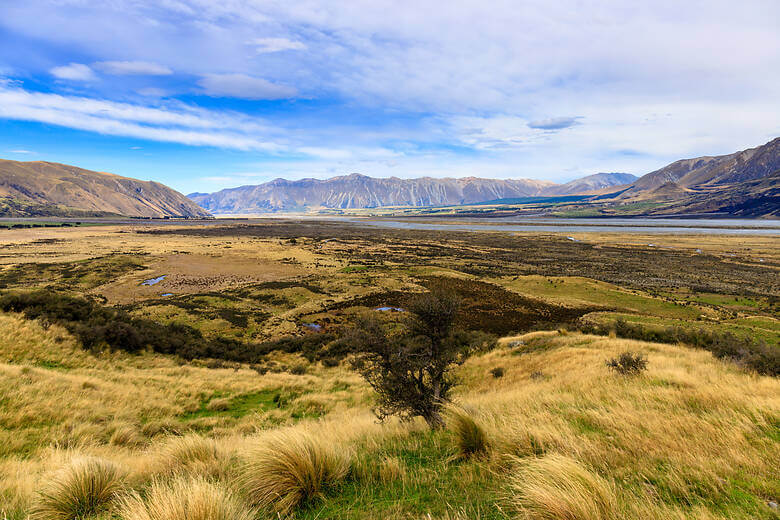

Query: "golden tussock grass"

xmin=30 ymin=456 xmax=126 ymax=520
xmin=117 ymin=476 xmax=255 ymax=520
xmin=237 ymin=429 xmax=352 ymax=515
xmin=508 ymin=454 xmax=617 ymax=520
xmin=445 ymin=404 xmax=490 ymax=459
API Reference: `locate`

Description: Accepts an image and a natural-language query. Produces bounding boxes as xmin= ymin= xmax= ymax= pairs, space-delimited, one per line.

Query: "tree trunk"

xmin=424 ymin=409 xmax=445 ymax=430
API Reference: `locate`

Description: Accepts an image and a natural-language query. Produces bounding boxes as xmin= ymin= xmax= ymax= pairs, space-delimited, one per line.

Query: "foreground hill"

xmin=0 ymin=159 xmax=211 ymax=218
xmin=1 ymin=315 xmax=777 ymax=519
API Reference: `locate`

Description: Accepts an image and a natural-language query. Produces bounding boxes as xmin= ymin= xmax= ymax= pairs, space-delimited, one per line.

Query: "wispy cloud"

xmin=50 ymin=63 xmax=96 ymax=81
xmin=248 ymin=37 xmax=307 ymax=53
xmin=0 ymin=84 xmax=283 ymax=151
xmin=9 ymin=149 xmax=34 ymax=154
xmin=94 ymin=61 xmax=172 ymax=75
xmin=197 ymin=74 xmax=297 ymax=100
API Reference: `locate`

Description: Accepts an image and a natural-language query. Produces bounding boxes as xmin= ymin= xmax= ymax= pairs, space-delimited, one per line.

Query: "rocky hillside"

xmin=0 ymin=159 xmax=211 ymax=218
xmin=189 ymin=173 xmax=638 ymax=214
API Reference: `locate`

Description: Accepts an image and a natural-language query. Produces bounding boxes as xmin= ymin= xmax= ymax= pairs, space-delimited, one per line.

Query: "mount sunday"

xmin=188 ymin=172 xmax=637 ymax=214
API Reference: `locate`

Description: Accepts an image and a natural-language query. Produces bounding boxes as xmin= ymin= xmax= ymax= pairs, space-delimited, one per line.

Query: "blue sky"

xmin=0 ymin=1 xmax=778 ymax=195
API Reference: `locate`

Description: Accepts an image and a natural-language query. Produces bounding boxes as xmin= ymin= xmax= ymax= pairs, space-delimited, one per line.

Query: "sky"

xmin=0 ymin=1 xmax=778 ymax=195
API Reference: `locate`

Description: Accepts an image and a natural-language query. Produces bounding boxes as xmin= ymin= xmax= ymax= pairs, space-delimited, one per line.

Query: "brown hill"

xmin=0 ymin=159 xmax=211 ymax=218
xmin=621 ymin=137 xmax=780 ymax=198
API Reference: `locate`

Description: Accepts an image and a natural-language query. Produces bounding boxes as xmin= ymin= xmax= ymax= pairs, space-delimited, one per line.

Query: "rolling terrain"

xmin=0 ymin=159 xmax=211 ymax=218
xmin=0 ymin=220 xmax=777 ymax=519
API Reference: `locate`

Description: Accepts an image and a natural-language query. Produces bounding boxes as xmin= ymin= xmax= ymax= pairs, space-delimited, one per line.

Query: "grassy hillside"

xmin=0 ymin=315 xmax=778 ymax=519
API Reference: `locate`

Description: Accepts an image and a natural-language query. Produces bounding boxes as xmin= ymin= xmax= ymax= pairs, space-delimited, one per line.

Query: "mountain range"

xmin=0 ymin=160 xmax=210 ymax=218
xmin=1 ymin=137 xmax=777 ymax=219
xmin=188 ymin=172 xmax=638 ymax=214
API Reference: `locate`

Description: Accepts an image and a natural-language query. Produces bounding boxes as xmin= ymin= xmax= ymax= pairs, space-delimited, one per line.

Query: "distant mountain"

xmin=189 ymin=174 xmax=559 ymax=213
xmin=188 ymin=172 xmax=635 ymax=214
xmin=542 ymin=172 xmax=637 ymax=195
xmin=0 ymin=159 xmax=211 ymax=218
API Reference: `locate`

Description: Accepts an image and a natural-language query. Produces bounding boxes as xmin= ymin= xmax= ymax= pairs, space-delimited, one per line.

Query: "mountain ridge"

xmin=0 ymin=159 xmax=211 ymax=218
xmin=188 ymin=172 xmax=636 ymax=214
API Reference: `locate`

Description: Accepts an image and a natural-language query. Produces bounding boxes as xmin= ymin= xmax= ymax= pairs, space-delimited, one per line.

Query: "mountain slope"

xmin=542 ymin=172 xmax=637 ymax=195
xmin=189 ymin=173 xmax=557 ymax=213
xmin=0 ymin=159 xmax=211 ymax=218
xmin=623 ymin=137 xmax=780 ymax=196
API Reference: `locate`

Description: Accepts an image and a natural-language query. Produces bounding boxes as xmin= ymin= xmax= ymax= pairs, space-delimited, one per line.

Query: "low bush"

xmin=238 ymin=431 xmax=351 ymax=515
xmin=605 ymin=351 xmax=648 ymax=376
xmin=31 ymin=457 xmax=125 ymax=520
xmin=508 ymin=454 xmax=617 ymax=520
xmin=490 ymin=367 xmax=505 ymax=378
xmin=581 ymin=318 xmax=779 ymax=376
xmin=118 ymin=476 xmax=255 ymax=520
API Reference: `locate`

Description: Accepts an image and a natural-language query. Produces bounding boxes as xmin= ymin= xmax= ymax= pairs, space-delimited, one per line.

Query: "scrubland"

xmin=0 ymin=220 xmax=777 ymax=518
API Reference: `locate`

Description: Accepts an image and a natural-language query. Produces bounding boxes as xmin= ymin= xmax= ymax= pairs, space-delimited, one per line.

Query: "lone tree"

xmin=345 ymin=290 xmax=486 ymax=429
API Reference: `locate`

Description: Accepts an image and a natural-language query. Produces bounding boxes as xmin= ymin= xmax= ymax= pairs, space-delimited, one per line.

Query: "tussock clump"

xmin=110 ymin=423 xmax=145 ymax=447
xmin=206 ymin=397 xmax=231 ymax=412
xmin=117 ymin=476 xmax=255 ymax=520
xmin=238 ymin=431 xmax=351 ymax=515
xmin=30 ymin=456 xmax=125 ymax=520
xmin=446 ymin=406 xmax=490 ymax=459
xmin=156 ymin=434 xmax=230 ymax=479
xmin=508 ymin=454 xmax=617 ymax=520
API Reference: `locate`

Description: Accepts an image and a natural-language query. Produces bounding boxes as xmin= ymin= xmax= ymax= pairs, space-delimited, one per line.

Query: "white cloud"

xmin=0 ymin=84 xmax=283 ymax=151
xmin=50 ymin=63 xmax=96 ymax=81
xmin=248 ymin=37 xmax=306 ymax=53
xmin=94 ymin=60 xmax=172 ymax=75
xmin=198 ymin=74 xmax=297 ymax=100
xmin=9 ymin=149 xmax=34 ymax=154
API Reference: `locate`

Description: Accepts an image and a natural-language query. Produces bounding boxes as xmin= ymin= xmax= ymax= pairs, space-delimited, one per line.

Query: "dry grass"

xmin=117 ymin=476 xmax=255 ymax=520
xmin=446 ymin=405 xmax=490 ymax=459
xmin=508 ymin=454 xmax=617 ymax=520
xmin=30 ymin=456 xmax=125 ymax=520
xmin=238 ymin=430 xmax=352 ymax=515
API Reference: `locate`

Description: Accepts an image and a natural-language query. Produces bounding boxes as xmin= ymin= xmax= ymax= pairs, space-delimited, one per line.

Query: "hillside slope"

xmin=623 ymin=137 xmax=780 ymax=196
xmin=0 ymin=159 xmax=211 ymax=218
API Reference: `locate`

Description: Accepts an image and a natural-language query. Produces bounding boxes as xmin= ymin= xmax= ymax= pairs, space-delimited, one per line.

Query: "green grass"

xmin=298 ymin=431 xmax=507 ymax=519
xmin=180 ymin=390 xmax=280 ymax=420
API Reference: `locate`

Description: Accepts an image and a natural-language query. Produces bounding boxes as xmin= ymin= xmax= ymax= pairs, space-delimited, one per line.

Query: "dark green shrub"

xmin=606 ymin=351 xmax=648 ymax=375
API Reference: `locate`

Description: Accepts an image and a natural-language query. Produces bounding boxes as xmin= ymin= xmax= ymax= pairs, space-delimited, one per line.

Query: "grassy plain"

xmin=0 ymin=219 xmax=777 ymax=519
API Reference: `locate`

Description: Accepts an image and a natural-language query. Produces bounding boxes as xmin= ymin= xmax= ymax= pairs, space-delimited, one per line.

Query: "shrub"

xmin=490 ymin=367 xmax=505 ymax=378
xmin=238 ymin=431 xmax=351 ymax=515
xmin=606 ymin=351 xmax=648 ymax=376
xmin=117 ymin=476 xmax=255 ymax=520
xmin=508 ymin=454 xmax=617 ymax=520
xmin=446 ymin=406 xmax=490 ymax=459
xmin=31 ymin=457 xmax=125 ymax=520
